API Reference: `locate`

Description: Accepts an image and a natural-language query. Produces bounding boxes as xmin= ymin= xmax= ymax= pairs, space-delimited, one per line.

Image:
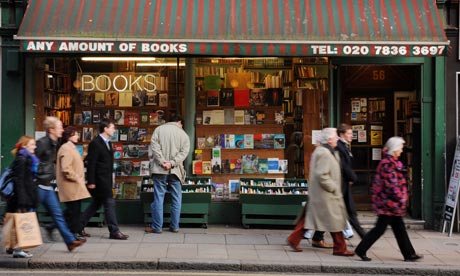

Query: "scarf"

xmin=18 ymin=148 xmax=40 ymax=176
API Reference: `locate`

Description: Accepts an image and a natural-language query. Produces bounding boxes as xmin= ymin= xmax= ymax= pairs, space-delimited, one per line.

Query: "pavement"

xmin=1 ymin=217 xmax=460 ymax=275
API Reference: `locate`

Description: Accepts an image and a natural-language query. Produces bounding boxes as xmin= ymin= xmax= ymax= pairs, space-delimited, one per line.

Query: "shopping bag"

xmin=1 ymin=213 xmax=17 ymax=249
xmin=13 ymin=212 xmax=43 ymax=249
xmin=342 ymin=220 xmax=354 ymax=239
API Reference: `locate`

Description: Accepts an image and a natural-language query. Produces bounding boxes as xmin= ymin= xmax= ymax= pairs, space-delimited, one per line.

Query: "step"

xmin=357 ymin=211 xmax=425 ymax=230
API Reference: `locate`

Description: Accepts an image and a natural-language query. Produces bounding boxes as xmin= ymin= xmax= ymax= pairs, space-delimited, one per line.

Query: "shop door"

xmin=338 ymin=65 xmax=421 ymax=211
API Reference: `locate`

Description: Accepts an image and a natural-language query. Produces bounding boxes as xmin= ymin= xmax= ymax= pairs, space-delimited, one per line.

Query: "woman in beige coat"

xmin=288 ymin=128 xmax=354 ymax=256
xmin=56 ymin=126 xmax=91 ymax=236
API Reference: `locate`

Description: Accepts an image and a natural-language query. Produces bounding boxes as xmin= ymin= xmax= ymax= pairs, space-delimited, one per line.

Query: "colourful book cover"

xmin=140 ymin=161 xmax=150 ymax=176
xmin=278 ymin=159 xmax=288 ymax=174
xmin=242 ymin=154 xmax=258 ymax=174
xmin=206 ymin=90 xmax=220 ymax=107
xmin=267 ymin=158 xmax=280 ymax=173
xmin=261 ymin=133 xmax=275 ymax=149
xmin=124 ymin=111 xmax=140 ymax=126
xmin=234 ymin=90 xmax=250 ymax=107
xmin=234 ymin=158 xmax=242 ymax=174
xmin=220 ymin=88 xmax=235 ymax=106
xmin=131 ymin=161 xmax=141 ymax=176
xmin=120 ymin=160 xmax=133 ymax=176
xmin=113 ymin=143 xmax=124 ymax=159
xmin=132 ymin=90 xmax=146 ymax=106
xmin=145 ymin=92 xmax=158 ymax=105
xmin=118 ymin=126 xmax=129 ymax=141
xmin=274 ymin=133 xmax=286 ymax=149
xmin=234 ymin=134 xmax=245 ymax=149
xmin=139 ymin=111 xmax=149 ymax=125
xmin=137 ymin=128 xmax=147 ymax=142
xmin=258 ymin=158 xmax=268 ymax=174
xmin=221 ymin=159 xmax=231 ymax=173
xmin=224 ymin=134 xmax=235 ymax=149
xmin=253 ymin=133 xmax=264 ymax=149
xmin=192 ymin=160 xmax=203 ymax=175
xmin=202 ymin=161 xmax=212 ymax=174
xmin=114 ymin=110 xmax=125 ymax=125
xmin=127 ymin=127 xmax=139 ymax=142
xmin=105 ymin=92 xmax=119 ymax=106
xmin=118 ymin=91 xmax=133 ymax=107
xmin=249 ymin=88 xmax=267 ymax=106
xmin=244 ymin=134 xmax=254 ymax=149
xmin=137 ymin=144 xmax=149 ymax=158
xmin=205 ymin=135 xmax=215 ymax=148
xmin=94 ymin=92 xmax=105 ymax=107
xmin=197 ymin=137 xmax=206 ymax=149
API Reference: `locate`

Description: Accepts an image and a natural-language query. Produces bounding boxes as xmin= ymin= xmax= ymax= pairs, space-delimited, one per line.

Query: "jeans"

xmin=38 ymin=187 xmax=75 ymax=245
xmin=80 ymin=196 xmax=120 ymax=235
xmin=150 ymin=174 xmax=182 ymax=231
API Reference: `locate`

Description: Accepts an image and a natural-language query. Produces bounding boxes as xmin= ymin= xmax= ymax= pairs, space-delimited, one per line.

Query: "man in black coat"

xmin=336 ymin=123 xmax=366 ymax=239
xmin=79 ymin=119 xmax=129 ymax=240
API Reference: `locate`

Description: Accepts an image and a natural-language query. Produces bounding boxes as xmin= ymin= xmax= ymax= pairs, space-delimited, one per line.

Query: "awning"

xmin=15 ymin=0 xmax=449 ymax=57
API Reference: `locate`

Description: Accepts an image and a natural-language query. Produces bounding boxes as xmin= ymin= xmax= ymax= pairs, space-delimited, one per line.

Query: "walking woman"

xmin=56 ymin=126 xmax=91 ymax=237
xmin=355 ymin=137 xmax=422 ymax=262
xmin=5 ymin=136 xmax=40 ymax=258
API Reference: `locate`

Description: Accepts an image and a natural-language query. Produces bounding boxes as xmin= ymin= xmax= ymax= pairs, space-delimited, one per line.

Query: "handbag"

xmin=13 ymin=212 xmax=43 ymax=249
xmin=1 ymin=213 xmax=17 ymax=249
xmin=0 ymin=167 xmax=14 ymax=199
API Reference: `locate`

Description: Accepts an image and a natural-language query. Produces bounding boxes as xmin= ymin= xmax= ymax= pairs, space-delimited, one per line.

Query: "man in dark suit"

xmin=336 ymin=123 xmax=366 ymax=239
xmin=79 ymin=119 xmax=129 ymax=240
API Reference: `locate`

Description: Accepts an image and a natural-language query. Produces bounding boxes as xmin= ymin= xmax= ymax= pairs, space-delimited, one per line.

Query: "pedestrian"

xmin=355 ymin=137 xmax=422 ymax=262
xmin=5 ymin=136 xmax=40 ymax=258
xmin=56 ymin=126 xmax=91 ymax=237
xmin=288 ymin=128 xmax=354 ymax=256
xmin=145 ymin=114 xmax=190 ymax=234
xmin=79 ymin=118 xmax=129 ymax=240
xmin=336 ymin=123 xmax=366 ymax=239
xmin=35 ymin=116 xmax=86 ymax=252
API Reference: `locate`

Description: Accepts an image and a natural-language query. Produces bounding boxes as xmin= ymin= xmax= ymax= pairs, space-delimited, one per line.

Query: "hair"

xmin=169 ymin=113 xmax=183 ymax=123
xmin=99 ymin=118 xmax=114 ymax=133
xmin=384 ymin=136 xmax=405 ymax=156
xmin=320 ymin=127 xmax=337 ymax=144
xmin=62 ymin=126 xmax=79 ymax=143
xmin=11 ymin=135 xmax=35 ymax=155
xmin=338 ymin=123 xmax=352 ymax=134
xmin=43 ymin=116 xmax=61 ymax=132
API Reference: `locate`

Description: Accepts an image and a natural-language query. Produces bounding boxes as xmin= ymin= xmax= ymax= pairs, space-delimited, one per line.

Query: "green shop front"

xmin=3 ymin=0 xmax=449 ymax=228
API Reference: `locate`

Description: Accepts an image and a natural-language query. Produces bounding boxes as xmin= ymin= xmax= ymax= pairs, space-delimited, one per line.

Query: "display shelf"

xmin=140 ymin=177 xmax=212 ymax=228
xmin=239 ymin=178 xmax=308 ymax=228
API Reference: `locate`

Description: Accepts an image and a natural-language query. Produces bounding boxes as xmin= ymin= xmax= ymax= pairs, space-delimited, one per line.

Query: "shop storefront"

xmin=3 ymin=0 xmax=449 ymax=228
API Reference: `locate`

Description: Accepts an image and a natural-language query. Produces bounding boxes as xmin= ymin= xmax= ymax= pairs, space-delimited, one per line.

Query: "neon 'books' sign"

xmin=79 ymin=73 xmax=159 ymax=92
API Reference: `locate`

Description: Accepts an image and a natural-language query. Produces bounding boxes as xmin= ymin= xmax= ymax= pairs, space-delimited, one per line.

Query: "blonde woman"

xmin=56 ymin=126 xmax=91 ymax=237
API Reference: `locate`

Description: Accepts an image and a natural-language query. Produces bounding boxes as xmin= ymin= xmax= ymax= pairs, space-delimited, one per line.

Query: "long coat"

xmin=304 ymin=145 xmax=347 ymax=232
xmin=86 ymin=135 xmax=114 ymax=198
xmin=56 ymin=141 xmax=91 ymax=202
xmin=8 ymin=152 xmax=39 ymax=212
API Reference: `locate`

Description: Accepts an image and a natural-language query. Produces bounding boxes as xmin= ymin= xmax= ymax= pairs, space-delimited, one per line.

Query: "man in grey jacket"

xmin=145 ymin=114 xmax=190 ymax=234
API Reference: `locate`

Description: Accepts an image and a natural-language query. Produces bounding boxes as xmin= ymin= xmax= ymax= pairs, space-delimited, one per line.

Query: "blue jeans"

xmin=38 ymin=187 xmax=75 ymax=245
xmin=150 ymin=174 xmax=182 ymax=231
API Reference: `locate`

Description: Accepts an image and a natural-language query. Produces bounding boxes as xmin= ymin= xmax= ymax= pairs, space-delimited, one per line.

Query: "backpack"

xmin=0 ymin=167 xmax=14 ymax=199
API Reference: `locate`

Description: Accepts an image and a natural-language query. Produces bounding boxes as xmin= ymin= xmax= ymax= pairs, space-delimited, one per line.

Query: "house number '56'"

xmin=372 ymin=70 xmax=385 ymax=80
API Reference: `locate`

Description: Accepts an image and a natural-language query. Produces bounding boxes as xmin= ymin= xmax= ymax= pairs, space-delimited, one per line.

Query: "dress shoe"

xmin=13 ymin=250 xmax=33 ymax=258
xmin=312 ymin=240 xmax=333 ymax=249
xmin=169 ymin=227 xmax=179 ymax=233
xmin=287 ymin=239 xmax=303 ymax=252
xmin=67 ymin=239 xmax=86 ymax=252
xmin=77 ymin=230 xmax=91 ymax=237
xmin=145 ymin=225 xmax=162 ymax=234
xmin=109 ymin=232 xmax=129 ymax=240
xmin=5 ymin=248 xmax=13 ymax=254
xmin=355 ymin=251 xmax=372 ymax=261
xmin=74 ymin=235 xmax=87 ymax=242
xmin=405 ymin=254 xmax=423 ymax=262
xmin=333 ymin=250 xmax=355 ymax=257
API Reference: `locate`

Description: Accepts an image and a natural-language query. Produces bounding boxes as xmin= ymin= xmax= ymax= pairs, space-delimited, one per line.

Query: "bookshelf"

xmin=140 ymin=177 xmax=212 ymax=228
xmin=239 ymin=178 xmax=308 ymax=228
xmin=35 ymin=58 xmax=73 ymax=130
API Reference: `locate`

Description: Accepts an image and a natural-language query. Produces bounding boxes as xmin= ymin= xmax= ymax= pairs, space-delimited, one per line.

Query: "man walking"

xmin=79 ymin=118 xmax=129 ymax=240
xmin=336 ymin=123 xmax=366 ymax=238
xmin=36 ymin=116 xmax=86 ymax=251
xmin=145 ymin=114 xmax=190 ymax=234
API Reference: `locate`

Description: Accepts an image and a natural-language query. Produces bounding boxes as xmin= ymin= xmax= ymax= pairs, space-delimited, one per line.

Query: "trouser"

xmin=80 ymin=196 xmax=120 ymax=235
xmin=150 ymin=174 xmax=182 ymax=231
xmin=288 ymin=217 xmax=348 ymax=253
xmin=355 ymin=215 xmax=416 ymax=259
xmin=38 ymin=187 xmax=75 ymax=245
xmin=343 ymin=184 xmax=366 ymax=238
xmin=64 ymin=200 xmax=82 ymax=233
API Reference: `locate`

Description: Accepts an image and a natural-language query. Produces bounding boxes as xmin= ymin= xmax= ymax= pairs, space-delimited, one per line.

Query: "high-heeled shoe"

xmin=13 ymin=250 xmax=33 ymax=258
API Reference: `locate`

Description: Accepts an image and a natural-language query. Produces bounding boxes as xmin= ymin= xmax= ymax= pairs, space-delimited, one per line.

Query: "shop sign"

xmin=442 ymin=136 xmax=460 ymax=236
xmin=21 ymin=40 xmax=447 ymax=57
xmin=79 ymin=73 xmax=158 ymax=92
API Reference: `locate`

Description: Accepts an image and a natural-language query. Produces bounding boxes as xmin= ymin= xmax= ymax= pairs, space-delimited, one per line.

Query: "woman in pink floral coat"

xmin=355 ymin=137 xmax=422 ymax=262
